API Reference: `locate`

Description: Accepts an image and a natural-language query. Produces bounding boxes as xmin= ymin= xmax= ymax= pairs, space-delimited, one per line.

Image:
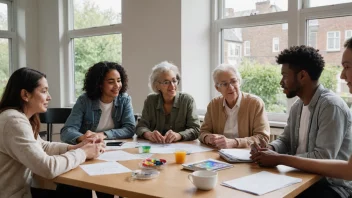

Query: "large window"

xmin=214 ymin=0 xmax=352 ymax=122
xmin=68 ymin=0 xmax=122 ymax=102
xmin=0 ymin=1 xmax=14 ymax=97
xmin=223 ymin=25 xmax=287 ymax=114
xmin=307 ymin=17 xmax=352 ymax=108
xmin=223 ymin=0 xmax=288 ymax=18
xmin=327 ymin=31 xmax=341 ymax=51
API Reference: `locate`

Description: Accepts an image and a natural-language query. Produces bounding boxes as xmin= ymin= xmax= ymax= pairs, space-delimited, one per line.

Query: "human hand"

xmin=213 ymin=135 xmax=237 ymax=149
xmin=144 ymin=130 xmax=165 ymax=143
xmin=250 ymin=149 xmax=281 ymax=167
xmin=81 ymin=141 xmax=105 ymax=159
xmin=164 ymin=130 xmax=182 ymax=143
xmin=250 ymin=138 xmax=270 ymax=155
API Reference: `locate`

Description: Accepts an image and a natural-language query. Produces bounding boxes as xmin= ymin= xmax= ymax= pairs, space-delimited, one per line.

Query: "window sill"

xmin=326 ymin=49 xmax=340 ymax=52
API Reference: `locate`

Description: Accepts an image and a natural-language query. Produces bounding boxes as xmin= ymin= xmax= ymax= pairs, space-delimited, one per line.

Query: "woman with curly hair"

xmin=61 ymin=62 xmax=135 ymax=145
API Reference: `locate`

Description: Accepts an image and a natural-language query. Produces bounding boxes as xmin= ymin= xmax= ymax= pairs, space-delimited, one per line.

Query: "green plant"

xmin=238 ymin=59 xmax=342 ymax=113
xmin=238 ymin=58 xmax=285 ymax=113
xmin=320 ymin=64 xmax=340 ymax=91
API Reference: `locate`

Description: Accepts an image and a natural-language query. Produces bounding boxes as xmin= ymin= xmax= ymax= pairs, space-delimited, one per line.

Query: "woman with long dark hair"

xmin=0 ymin=67 xmax=104 ymax=198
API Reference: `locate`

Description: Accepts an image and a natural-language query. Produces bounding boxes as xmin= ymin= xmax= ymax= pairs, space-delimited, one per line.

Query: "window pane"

xmin=73 ymin=0 xmax=121 ymax=29
xmin=74 ymin=34 xmax=122 ymax=97
xmin=224 ymin=0 xmax=287 ymax=18
xmin=0 ymin=39 xmax=9 ymax=97
xmin=307 ymin=0 xmax=352 ymax=8
xmin=307 ymin=17 xmax=351 ymax=107
xmin=0 ymin=3 xmax=8 ymax=30
xmin=222 ymin=24 xmax=288 ymax=113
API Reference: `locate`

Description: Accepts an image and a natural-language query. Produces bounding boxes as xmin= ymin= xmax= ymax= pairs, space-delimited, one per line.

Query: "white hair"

xmin=212 ymin=64 xmax=242 ymax=85
xmin=148 ymin=61 xmax=181 ymax=93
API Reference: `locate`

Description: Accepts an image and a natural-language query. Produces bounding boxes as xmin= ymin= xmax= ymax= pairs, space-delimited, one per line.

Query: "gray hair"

xmin=148 ymin=61 xmax=181 ymax=93
xmin=212 ymin=64 xmax=242 ymax=85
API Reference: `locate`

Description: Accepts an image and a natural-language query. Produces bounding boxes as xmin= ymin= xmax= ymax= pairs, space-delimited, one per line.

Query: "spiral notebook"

xmin=182 ymin=158 xmax=233 ymax=171
xmin=219 ymin=149 xmax=252 ymax=163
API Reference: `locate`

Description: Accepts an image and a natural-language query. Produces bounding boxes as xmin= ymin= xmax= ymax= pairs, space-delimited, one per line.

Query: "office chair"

xmin=39 ymin=108 xmax=72 ymax=142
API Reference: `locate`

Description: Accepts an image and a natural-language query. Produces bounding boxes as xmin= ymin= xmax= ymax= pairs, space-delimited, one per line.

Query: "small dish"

xmin=140 ymin=158 xmax=167 ymax=170
xmin=132 ymin=169 xmax=160 ymax=180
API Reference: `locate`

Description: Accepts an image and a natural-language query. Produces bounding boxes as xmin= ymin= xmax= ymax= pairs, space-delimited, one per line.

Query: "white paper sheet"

xmin=147 ymin=143 xmax=213 ymax=154
xmin=97 ymin=150 xmax=142 ymax=161
xmin=221 ymin=171 xmax=302 ymax=195
xmin=220 ymin=149 xmax=251 ymax=161
xmin=80 ymin=162 xmax=131 ymax=176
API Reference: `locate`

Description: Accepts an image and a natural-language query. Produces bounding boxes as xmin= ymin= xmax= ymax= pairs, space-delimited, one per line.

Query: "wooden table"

xmin=53 ymin=141 xmax=321 ymax=198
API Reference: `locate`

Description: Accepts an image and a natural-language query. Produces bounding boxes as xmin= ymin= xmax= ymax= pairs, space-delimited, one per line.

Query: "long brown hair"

xmin=0 ymin=68 xmax=46 ymax=139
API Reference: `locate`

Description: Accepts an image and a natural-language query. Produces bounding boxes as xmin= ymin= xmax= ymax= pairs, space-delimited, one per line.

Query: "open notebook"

xmin=221 ymin=171 xmax=302 ymax=195
xmin=219 ymin=149 xmax=252 ymax=163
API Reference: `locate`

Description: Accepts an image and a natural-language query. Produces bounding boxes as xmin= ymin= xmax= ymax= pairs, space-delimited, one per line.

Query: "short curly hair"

xmin=345 ymin=37 xmax=352 ymax=49
xmin=83 ymin=61 xmax=128 ymax=100
xmin=276 ymin=45 xmax=325 ymax=81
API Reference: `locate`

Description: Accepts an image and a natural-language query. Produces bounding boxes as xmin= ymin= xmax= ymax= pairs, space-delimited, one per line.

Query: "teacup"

xmin=188 ymin=170 xmax=218 ymax=190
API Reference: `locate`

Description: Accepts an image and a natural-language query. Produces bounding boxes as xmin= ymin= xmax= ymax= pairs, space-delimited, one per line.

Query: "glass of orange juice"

xmin=174 ymin=150 xmax=187 ymax=164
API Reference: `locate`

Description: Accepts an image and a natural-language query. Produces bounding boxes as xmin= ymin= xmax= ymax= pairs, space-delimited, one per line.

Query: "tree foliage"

xmin=238 ymin=58 xmax=341 ymax=113
xmin=73 ymin=0 xmax=122 ymax=97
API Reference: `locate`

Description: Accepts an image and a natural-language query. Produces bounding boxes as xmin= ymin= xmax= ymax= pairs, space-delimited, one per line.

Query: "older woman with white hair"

xmin=135 ymin=61 xmax=200 ymax=143
xmin=199 ymin=64 xmax=270 ymax=148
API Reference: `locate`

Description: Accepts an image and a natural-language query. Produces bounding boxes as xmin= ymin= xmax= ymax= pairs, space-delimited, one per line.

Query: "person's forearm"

xmin=279 ymin=155 xmax=352 ymax=180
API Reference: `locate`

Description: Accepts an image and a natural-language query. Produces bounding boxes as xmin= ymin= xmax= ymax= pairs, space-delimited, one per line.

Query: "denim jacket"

xmin=60 ymin=93 xmax=135 ymax=145
xmin=270 ymin=84 xmax=352 ymax=197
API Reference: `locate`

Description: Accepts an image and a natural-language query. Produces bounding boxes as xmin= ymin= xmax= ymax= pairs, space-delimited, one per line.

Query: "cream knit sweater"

xmin=0 ymin=109 xmax=86 ymax=198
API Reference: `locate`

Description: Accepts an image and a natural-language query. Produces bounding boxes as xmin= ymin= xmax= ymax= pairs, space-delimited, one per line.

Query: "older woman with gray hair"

xmin=135 ymin=61 xmax=200 ymax=143
xmin=199 ymin=64 xmax=270 ymax=148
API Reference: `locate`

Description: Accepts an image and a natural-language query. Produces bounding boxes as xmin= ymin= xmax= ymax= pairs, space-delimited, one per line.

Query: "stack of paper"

xmin=80 ymin=162 xmax=132 ymax=176
xmin=219 ymin=149 xmax=252 ymax=162
xmin=221 ymin=171 xmax=302 ymax=195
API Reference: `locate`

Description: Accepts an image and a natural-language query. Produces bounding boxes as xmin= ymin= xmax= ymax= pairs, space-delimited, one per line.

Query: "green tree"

xmin=73 ymin=0 xmax=122 ymax=97
xmin=238 ymin=58 xmax=341 ymax=113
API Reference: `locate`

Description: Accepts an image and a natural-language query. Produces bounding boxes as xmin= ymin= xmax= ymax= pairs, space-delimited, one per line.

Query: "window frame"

xmin=345 ymin=30 xmax=352 ymax=41
xmin=244 ymin=40 xmax=250 ymax=56
xmin=308 ymin=31 xmax=317 ymax=48
xmin=0 ymin=0 xmax=17 ymax=75
xmin=64 ymin=0 xmax=122 ymax=106
xmin=272 ymin=37 xmax=280 ymax=52
xmin=212 ymin=0 xmax=352 ymax=123
xmin=326 ymin=31 xmax=340 ymax=51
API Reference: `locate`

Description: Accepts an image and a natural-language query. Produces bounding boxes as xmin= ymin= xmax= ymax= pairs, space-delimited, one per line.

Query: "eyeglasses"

xmin=216 ymin=79 xmax=238 ymax=88
xmin=158 ymin=80 xmax=179 ymax=86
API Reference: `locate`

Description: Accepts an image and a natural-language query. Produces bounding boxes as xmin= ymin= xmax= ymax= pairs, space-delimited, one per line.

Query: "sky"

xmin=224 ymin=0 xmax=352 ymax=11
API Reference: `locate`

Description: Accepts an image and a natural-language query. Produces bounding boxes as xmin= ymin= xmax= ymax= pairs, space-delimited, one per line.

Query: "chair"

xmin=39 ymin=108 xmax=72 ymax=142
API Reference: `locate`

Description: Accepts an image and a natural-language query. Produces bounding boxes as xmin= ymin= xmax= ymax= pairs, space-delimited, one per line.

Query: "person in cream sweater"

xmin=0 ymin=67 xmax=105 ymax=198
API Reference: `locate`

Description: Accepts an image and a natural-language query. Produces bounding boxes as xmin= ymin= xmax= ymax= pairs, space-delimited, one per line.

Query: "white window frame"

xmin=0 ymin=0 xmax=17 ymax=74
xmin=345 ymin=30 xmax=352 ymax=41
xmin=244 ymin=41 xmax=250 ymax=56
xmin=308 ymin=31 xmax=317 ymax=48
xmin=235 ymin=44 xmax=241 ymax=57
xmin=272 ymin=37 xmax=280 ymax=52
xmin=326 ymin=31 xmax=340 ymax=51
xmin=64 ymin=0 xmax=122 ymax=106
xmin=212 ymin=0 xmax=352 ymax=123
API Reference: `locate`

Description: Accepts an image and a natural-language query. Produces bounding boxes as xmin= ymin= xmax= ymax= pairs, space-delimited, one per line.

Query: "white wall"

xmin=123 ymin=0 xmax=182 ymax=113
xmin=181 ymin=0 xmax=211 ymax=110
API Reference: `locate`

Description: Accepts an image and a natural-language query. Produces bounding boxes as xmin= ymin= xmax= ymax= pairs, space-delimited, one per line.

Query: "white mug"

xmin=188 ymin=170 xmax=218 ymax=190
